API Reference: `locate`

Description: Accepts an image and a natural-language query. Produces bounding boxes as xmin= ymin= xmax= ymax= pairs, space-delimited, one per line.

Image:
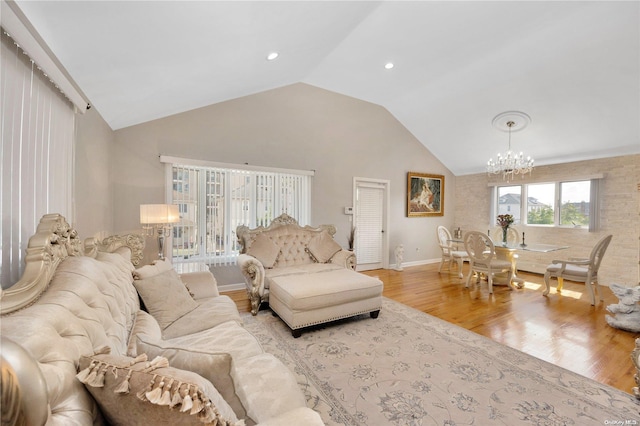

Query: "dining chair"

xmin=436 ymin=226 xmax=468 ymax=279
xmin=463 ymin=231 xmax=514 ymax=293
xmin=491 ymin=226 xmax=521 ymax=278
xmin=543 ymin=234 xmax=613 ymax=305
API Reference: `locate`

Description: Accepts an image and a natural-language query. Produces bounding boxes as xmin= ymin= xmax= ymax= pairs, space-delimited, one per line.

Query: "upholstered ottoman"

xmin=269 ymin=269 xmax=383 ymax=337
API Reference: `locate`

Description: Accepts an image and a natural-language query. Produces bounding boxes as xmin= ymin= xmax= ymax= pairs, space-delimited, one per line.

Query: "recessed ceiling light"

xmin=385 ymin=62 xmax=394 ymax=70
xmin=266 ymin=52 xmax=279 ymax=61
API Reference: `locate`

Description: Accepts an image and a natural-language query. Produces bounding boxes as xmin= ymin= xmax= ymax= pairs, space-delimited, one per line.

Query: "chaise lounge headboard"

xmin=236 ymin=213 xmax=337 ymax=254
xmin=0 ymin=213 xmax=144 ymax=315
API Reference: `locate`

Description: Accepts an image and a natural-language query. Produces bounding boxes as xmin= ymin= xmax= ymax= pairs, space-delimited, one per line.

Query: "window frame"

xmin=162 ymin=156 xmax=313 ymax=265
xmin=490 ymin=176 xmax=601 ymax=231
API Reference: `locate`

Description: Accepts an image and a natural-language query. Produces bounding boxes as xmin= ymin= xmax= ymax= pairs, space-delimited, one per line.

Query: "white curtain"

xmin=1 ymin=30 xmax=75 ymax=288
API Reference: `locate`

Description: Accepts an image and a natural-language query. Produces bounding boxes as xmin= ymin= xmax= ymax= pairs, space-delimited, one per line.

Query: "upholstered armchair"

xmin=543 ymin=234 xmax=613 ymax=305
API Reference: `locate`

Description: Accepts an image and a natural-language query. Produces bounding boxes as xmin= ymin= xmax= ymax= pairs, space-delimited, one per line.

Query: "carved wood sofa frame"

xmin=1 ymin=213 xmax=144 ymax=314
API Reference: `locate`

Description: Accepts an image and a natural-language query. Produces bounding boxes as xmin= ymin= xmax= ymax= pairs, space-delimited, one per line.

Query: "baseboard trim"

xmin=393 ymin=258 xmax=440 ymax=269
xmin=218 ymin=283 xmax=245 ymax=293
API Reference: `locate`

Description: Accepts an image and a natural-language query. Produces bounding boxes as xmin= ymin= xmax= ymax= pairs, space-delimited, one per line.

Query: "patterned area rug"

xmin=241 ymin=298 xmax=640 ymax=425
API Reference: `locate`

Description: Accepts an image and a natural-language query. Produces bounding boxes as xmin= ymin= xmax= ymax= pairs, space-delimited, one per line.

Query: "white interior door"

xmin=354 ymin=178 xmax=389 ymax=271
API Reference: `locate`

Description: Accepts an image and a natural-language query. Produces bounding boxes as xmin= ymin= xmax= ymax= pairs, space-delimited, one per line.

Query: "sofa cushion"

xmin=133 ymin=269 xmax=198 ymax=330
xmin=179 ymin=271 xmax=220 ymax=299
xmin=231 ymin=353 xmax=306 ymax=423
xmin=161 ymin=321 xmax=264 ymax=362
xmin=306 ymin=231 xmax=342 ymax=263
xmin=136 ymin=335 xmax=247 ymax=420
xmin=264 ymin=263 xmax=344 ymax=290
xmin=256 ymin=407 xmax=324 ymax=426
xmin=246 ymin=233 xmax=280 ymax=268
xmin=161 ymin=295 xmax=242 ymax=340
xmin=77 ymin=352 xmax=240 ymax=426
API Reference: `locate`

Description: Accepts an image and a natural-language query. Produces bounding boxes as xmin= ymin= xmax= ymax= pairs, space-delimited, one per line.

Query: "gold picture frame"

xmin=407 ymin=172 xmax=444 ymax=217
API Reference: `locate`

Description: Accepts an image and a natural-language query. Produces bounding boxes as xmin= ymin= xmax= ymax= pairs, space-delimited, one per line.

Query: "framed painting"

xmin=407 ymin=172 xmax=444 ymax=217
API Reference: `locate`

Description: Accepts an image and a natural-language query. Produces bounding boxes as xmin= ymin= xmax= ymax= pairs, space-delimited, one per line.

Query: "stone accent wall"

xmin=455 ymin=154 xmax=640 ymax=287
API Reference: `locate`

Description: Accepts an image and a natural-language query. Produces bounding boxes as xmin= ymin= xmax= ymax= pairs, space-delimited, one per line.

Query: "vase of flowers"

xmin=496 ymin=214 xmax=514 ymax=245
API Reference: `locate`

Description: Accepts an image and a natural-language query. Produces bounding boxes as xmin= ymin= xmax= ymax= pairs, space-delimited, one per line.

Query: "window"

xmin=497 ymin=186 xmax=521 ymax=223
xmin=527 ymin=183 xmax=555 ymax=225
xmin=494 ymin=178 xmax=598 ymax=229
xmin=559 ymin=181 xmax=591 ymax=227
xmin=164 ymin=158 xmax=312 ymax=265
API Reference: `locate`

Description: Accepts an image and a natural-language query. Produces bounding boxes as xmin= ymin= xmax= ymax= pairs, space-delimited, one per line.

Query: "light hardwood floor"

xmin=223 ymin=262 xmax=639 ymax=395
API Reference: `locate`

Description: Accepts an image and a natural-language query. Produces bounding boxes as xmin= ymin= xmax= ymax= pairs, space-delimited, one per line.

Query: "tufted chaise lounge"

xmin=237 ymin=214 xmax=383 ymax=337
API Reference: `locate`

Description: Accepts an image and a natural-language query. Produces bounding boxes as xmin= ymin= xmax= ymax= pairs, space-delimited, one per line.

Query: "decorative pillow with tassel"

xmin=136 ymin=335 xmax=247 ymax=421
xmin=76 ymin=349 xmax=243 ymax=426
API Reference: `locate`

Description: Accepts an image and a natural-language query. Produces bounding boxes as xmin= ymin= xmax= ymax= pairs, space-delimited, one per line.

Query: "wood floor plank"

xmin=222 ymin=262 xmax=639 ymax=395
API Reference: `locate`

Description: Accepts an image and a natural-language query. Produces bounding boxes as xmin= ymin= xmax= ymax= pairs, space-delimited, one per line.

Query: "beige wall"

xmin=454 ymin=154 xmax=640 ymax=287
xmin=110 ymin=83 xmax=455 ymax=267
xmin=74 ymin=83 xmax=639 ymax=288
xmin=74 ymin=107 xmax=115 ymax=238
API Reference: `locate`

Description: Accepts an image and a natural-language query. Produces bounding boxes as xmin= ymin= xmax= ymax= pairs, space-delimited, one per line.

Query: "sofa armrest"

xmin=237 ymin=254 xmax=266 ymax=315
xmin=179 ymin=271 xmax=220 ymax=300
xmin=330 ymin=249 xmax=356 ymax=270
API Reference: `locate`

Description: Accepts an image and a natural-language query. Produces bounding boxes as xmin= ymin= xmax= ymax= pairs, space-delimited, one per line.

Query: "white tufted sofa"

xmin=0 ymin=214 xmax=323 ymax=425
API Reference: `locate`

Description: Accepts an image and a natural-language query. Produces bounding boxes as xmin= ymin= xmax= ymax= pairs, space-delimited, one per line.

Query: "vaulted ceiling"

xmin=13 ymin=1 xmax=640 ymax=175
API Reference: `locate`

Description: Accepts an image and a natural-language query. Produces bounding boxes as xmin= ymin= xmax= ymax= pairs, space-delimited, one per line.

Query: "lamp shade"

xmin=140 ymin=204 xmax=180 ymax=225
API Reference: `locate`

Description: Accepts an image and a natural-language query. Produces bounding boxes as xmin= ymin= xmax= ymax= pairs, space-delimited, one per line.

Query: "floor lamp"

xmin=140 ymin=204 xmax=180 ymax=261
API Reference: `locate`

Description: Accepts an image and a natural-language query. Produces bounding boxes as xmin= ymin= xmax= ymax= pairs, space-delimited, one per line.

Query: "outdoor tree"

xmin=560 ymin=202 xmax=588 ymax=226
xmin=528 ymin=207 xmax=554 ymax=224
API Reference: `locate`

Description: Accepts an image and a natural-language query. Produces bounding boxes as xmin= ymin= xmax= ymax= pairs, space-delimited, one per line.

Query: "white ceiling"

xmin=14 ymin=1 xmax=640 ymax=175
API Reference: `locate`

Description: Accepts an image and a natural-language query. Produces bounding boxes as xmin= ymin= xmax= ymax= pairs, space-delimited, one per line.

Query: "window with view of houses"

xmin=495 ymin=180 xmax=594 ymax=228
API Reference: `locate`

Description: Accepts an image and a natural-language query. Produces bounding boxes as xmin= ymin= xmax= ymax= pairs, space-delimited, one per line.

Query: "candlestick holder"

xmin=520 ymin=231 xmax=527 ymax=248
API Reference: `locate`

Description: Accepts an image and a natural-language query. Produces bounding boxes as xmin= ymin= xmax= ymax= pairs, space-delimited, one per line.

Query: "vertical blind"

xmin=166 ymin=159 xmax=312 ymax=266
xmin=1 ymin=29 xmax=75 ymax=288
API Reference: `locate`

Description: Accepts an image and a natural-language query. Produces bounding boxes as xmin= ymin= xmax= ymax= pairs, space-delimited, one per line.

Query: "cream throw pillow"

xmin=132 ymin=269 xmax=198 ymax=330
xmin=136 ymin=336 xmax=247 ymax=421
xmin=307 ymin=231 xmax=342 ymax=263
xmin=77 ymin=352 xmax=241 ymax=426
xmin=246 ymin=234 xmax=280 ymax=268
xmin=132 ymin=259 xmax=173 ymax=280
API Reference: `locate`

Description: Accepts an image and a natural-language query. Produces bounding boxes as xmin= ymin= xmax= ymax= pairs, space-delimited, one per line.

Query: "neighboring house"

xmin=498 ymin=193 xmax=522 ymax=221
xmin=498 ymin=194 xmax=550 ymax=223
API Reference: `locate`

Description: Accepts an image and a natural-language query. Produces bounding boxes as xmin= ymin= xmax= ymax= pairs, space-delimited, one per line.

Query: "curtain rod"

xmin=486 ymin=173 xmax=604 ymax=187
xmin=1 ymin=1 xmax=90 ymax=112
xmin=160 ymin=155 xmax=315 ymax=176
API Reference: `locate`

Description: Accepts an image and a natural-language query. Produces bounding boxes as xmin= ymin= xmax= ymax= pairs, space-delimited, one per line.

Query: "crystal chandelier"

xmin=487 ymin=111 xmax=534 ymax=181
